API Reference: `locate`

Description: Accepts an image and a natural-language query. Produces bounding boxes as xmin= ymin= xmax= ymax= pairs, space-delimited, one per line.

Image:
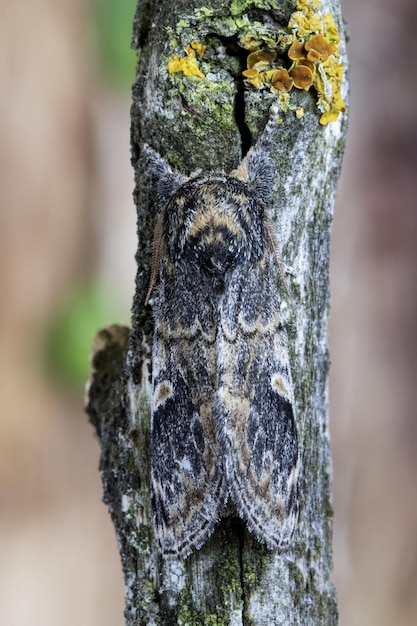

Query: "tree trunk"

xmin=86 ymin=0 xmax=348 ymax=623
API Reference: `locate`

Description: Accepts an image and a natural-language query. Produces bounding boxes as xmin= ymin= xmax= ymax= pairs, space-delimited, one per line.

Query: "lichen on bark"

xmin=86 ymin=0 xmax=348 ymax=624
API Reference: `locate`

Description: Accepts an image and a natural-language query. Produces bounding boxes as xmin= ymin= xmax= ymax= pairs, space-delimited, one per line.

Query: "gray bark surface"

xmin=86 ymin=1 xmax=348 ymax=624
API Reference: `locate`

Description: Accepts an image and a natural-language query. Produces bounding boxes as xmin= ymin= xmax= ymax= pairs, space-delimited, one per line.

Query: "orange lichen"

xmin=288 ymin=0 xmax=346 ymax=124
xmin=290 ymin=64 xmax=313 ymax=90
xmin=240 ymin=0 xmax=346 ymax=124
xmin=306 ymin=49 xmax=321 ymax=62
xmin=271 ymin=69 xmax=293 ymax=92
xmin=242 ymin=68 xmax=262 ymax=89
xmin=247 ymin=49 xmax=277 ymax=71
xmin=258 ymin=69 xmax=276 ymax=85
xmin=305 ymin=33 xmax=334 ymax=61
xmin=297 ymin=58 xmax=315 ymax=73
xmin=242 ymin=48 xmax=293 ymax=95
xmin=288 ymin=40 xmax=305 ymax=60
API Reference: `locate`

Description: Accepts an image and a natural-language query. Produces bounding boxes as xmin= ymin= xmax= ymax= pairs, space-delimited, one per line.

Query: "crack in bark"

xmin=234 ymin=69 xmax=252 ymax=157
xmin=238 ymin=523 xmax=249 ymax=626
xmin=206 ymin=33 xmax=252 ymax=157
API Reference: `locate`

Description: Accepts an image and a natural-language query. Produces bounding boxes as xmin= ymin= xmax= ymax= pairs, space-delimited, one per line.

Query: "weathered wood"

xmin=86 ymin=0 xmax=348 ymax=623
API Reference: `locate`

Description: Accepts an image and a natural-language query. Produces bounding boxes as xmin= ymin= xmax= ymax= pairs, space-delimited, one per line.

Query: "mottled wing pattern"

xmin=151 ymin=258 xmax=227 ymax=558
xmin=217 ymin=252 xmax=299 ymax=549
xmin=145 ymin=120 xmax=300 ymax=558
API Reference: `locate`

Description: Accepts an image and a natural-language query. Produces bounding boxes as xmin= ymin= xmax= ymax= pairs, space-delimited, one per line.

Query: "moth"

xmin=144 ymin=113 xmax=299 ymax=559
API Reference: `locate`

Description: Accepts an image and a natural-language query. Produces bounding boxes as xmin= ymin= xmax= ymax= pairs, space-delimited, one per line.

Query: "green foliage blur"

xmin=92 ymin=0 xmax=137 ymax=87
xmin=44 ymin=0 xmax=137 ymax=393
xmin=44 ymin=284 xmax=129 ymax=393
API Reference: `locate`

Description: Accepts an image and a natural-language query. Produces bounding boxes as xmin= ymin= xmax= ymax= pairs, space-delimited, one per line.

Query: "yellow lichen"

xmin=288 ymin=0 xmax=346 ymax=124
xmin=167 ymin=55 xmax=204 ymax=78
xmin=324 ymin=13 xmax=341 ymax=44
xmin=319 ymin=109 xmax=340 ymax=125
xmin=167 ymin=41 xmax=206 ymax=78
xmin=278 ymin=89 xmax=290 ymax=112
xmin=239 ymin=33 xmax=264 ymax=50
xmin=185 ymin=40 xmax=207 ymax=57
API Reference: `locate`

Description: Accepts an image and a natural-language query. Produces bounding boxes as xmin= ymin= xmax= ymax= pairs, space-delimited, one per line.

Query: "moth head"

xmin=143 ymin=140 xmax=275 ymax=209
xmin=143 ymin=140 xmax=276 ymax=304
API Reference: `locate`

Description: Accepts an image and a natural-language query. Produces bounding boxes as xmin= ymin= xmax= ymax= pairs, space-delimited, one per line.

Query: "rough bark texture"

xmin=86 ymin=0 xmax=348 ymax=624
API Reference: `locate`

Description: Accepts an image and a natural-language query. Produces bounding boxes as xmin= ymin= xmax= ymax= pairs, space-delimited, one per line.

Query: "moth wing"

xmin=217 ymin=256 xmax=299 ymax=549
xmin=151 ymin=268 xmax=227 ymax=558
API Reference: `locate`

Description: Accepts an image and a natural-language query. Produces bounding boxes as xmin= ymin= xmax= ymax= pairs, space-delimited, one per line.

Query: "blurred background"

xmin=0 ymin=0 xmax=416 ymax=624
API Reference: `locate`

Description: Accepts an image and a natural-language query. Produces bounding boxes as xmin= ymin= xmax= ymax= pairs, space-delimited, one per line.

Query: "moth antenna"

xmin=145 ymin=213 xmax=164 ymax=305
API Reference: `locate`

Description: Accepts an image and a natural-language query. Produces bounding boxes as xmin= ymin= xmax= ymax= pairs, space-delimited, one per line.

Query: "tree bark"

xmin=86 ymin=0 xmax=348 ymax=624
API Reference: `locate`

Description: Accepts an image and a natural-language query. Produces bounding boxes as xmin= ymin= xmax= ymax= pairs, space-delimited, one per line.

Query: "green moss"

xmin=230 ymin=0 xmax=280 ymax=16
xmin=177 ymin=587 xmax=209 ymax=625
xmin=194 ymin=6 xmax=215 ymax=19
xmin=241 ymin=540 xmax=271 ymax=595
xmin=187 ymin=82 xmax=235 ymax=122
xmin=175 ymin=527 xmax=244 ymax=624
xmin=138 ymin=389 xmax=151 ymax=424
xmin=176 ymin=18 xmax=191 ymax=30
xmin=288 ymin=559 xmax=306 ymax=590
xmin=136 ymin=579 xmax=158 ymax=615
